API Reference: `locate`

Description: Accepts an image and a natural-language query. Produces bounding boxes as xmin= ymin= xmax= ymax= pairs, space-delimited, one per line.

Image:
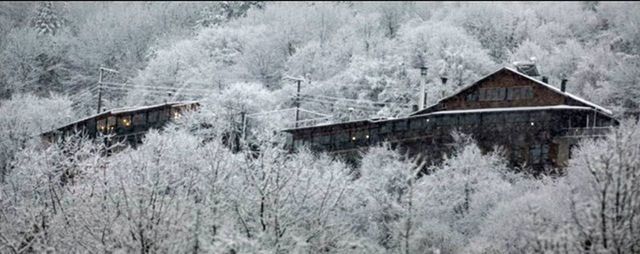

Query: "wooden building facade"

xmin=283 ymin=67 xmax=617 ymax=172
xmin=41 ymin=101 xmax=200 ymax=147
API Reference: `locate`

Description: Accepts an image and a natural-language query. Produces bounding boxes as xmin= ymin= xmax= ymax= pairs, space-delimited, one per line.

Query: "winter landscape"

xmin=1 ymin=2 xmax=640 ymax=253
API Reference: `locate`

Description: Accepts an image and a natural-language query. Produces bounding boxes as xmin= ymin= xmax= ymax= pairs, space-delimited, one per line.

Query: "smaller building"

xmin=41 ymin=101 xmax=200 ymax=146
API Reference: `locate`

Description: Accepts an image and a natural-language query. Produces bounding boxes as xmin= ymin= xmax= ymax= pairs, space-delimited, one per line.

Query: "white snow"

xmin=419 ymin=105 xmax=594 ymax=116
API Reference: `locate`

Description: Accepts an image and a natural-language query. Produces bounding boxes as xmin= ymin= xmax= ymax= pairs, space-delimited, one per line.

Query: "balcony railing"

xmin=560 ymin=127 xmax=613 ymax=138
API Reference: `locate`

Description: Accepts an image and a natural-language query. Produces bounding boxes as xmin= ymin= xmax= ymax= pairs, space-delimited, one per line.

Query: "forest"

xmin=1 ymin=2 xmax=639 ymax=253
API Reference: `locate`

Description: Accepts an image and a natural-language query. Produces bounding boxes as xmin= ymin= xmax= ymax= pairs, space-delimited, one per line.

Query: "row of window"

xmin=95 ymin=108 xmax=182 ymax=134
xmin=295 ymin=111 xmax=552 ymax=150
xmin=466 ymin=86 xmax=534 ymax=102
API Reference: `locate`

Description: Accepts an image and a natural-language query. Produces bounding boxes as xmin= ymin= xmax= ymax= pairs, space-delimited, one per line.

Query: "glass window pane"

xmin=479 ymin=89 xmax=487 ymax=101
xmin=380 ymin=123 xmax=391 ymax=133
xmin=97 ymin=119 xmax=106 ymax=133
xmin=148 ymin=111 xmax=158 ymax=123
xmin=107 ymin=116 xmax=116 ymax=132
xmin=395 ymin=120 xmax=408 ymax=131
xmin=133 ymin=113 xmax=145 ymax=126
xmin=171 ymin=108 xmax=182 ymax=120
xmin=524 ymin=87 xmax=533 ymax=99
xmin=410 ymin=119 xmax=424 ymax=129
xmin=117 ymin=115 xmax=132 ymax=129
xmin=497 ymin=88 xmax=506 ymax=100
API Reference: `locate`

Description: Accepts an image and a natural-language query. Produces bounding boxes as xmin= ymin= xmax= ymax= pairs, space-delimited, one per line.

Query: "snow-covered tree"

xmin=398 ymin=20 xmax=496 ymax=98
xmin=31 ymin=1 xmax=64 ymax=36
xmin=196 ymin=1 xmax=264 ymax=28
xmin=0 ymin=94 xmax=74 ymax=182
xmin=565 ymin=119 xmax=640 ymax=253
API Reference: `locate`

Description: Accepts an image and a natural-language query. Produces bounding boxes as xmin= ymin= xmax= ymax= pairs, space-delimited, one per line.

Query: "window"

xmin=478 ymin=87 xmax=506 ymax=101
xmin=443 ymin=115 xmax=458 ymax=125
xmin=133 ymin=113 xmax=145 ymax=126
xmin=508 ymin=112 xmax=528 ymax=122
xmin=524 ymin=87 xmax=533 ymax=99
xmin=478 ymin=89 xmax=487 ymax=101
xmin=529 ymin=144 xmax=549 ymax=164
xmin=319 ymin=135 xmax=331 ymax=145
xmin=507 ymin=87 xmax=520 ymax=100
xmin=97 ymin=119 xmax=106 ymax=133
xmin=171 ymin=108 xmax=182 ymax=120
xmin=117 ymin=115 xmax=132 ymax=129
xmin=495 ymin=87 xmax=506 ymax=100
xmin=530 ymin=112 xmax=547 ymax=122
xmin=409 ymin=119 xmax=424 ymax=130
xmin=351 ymin=130 xmax=369 ymax=146
xmin=507 ymin=86 xmax=534 ymax=100
xmin=483 ymin=113 xmax=503 ymax=124
xmin=107 ymin=116 xmax=117 ymax=132
xmin=148 ymin=111 xmax=159 ymax=123
xmin=424 ymin=118 xmax=433 ymax=130
xmin=336 ymin=132 xmax=349 ymax=143
xmin=460 ymin=114 xmax=479 ymax=125
xmin=369 ymin=128 xmax=380 ymax=142
xmin=394 ymin=120 xmax=408 ymax=131
xmin=380 ymin=123 xmax=392 ymax=134
xmin=147 ymin=111 xmax=158 ymax=123
xmin=158 ymin=109 xmax=169 ymax=122
xmin=466 ymin=92 xmax=478 ymax=102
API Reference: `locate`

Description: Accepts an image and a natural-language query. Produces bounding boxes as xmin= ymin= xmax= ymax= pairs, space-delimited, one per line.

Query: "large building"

xmin=283 ymin=66 xmax=617 ymax=172
xmin=41 ymin=101 xmax=200 ymax=147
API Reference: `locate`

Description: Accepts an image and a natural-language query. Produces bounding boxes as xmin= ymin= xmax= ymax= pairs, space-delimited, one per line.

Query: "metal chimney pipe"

xmin=542 ymin=76 xmax=548 ymax=84
xmin=441 ymin=77 xmax=448 ymax=85
xmin=561 ymin=79 xmax=568 ymax=92
xmin=419 ymin=66 xmax=428 ymax=109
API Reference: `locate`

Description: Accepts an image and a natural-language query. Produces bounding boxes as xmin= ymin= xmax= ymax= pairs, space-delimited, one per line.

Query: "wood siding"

xmin=438 ymin=69 xmax=566 ymax=110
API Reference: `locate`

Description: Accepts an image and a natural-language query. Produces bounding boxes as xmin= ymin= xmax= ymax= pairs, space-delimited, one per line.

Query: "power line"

xmin=98 ymin=85 xmax=204 ymax=98
xmin=299 ymin=93 xmax=412 ymax=108
xmin=100 ymin=81 xmax=214 ymax=93
xmin=297 ymin=96 xmax=382 ymax=112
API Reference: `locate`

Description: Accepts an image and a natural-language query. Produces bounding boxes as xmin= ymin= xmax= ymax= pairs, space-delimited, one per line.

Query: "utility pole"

xmin=283 ymin=75 xmax=305 ymax=128
xmin=295 ymin=79 xmax=301 ymax=128
xmin=97 ymin=67 xmax=119 ymax=114
xmin=241 ymin=111 xmax=246 ymax=141
xmin=97 ymin=68 xmax=103 ymax=114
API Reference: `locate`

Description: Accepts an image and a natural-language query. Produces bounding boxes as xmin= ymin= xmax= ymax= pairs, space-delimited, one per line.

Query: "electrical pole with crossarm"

xmin=97 ymin=66 xmax=119 ymax=114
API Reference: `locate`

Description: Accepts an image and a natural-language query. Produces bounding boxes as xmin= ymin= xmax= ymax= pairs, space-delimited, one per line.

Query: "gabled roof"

xmin=411 ymin=67 xmax=613 ymax=116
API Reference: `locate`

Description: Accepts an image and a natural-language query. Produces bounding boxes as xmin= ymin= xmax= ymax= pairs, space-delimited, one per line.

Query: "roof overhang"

xmin=283 ymin=105 xmax=607 ymax=134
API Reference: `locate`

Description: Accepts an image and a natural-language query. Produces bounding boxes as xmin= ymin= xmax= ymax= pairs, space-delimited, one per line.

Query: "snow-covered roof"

xmin=412 ymin=67 xmax=613 ymax=116
xmin=283 ymin=105 xmax=602 ymax=133
xmin=110 ymin=100 xmax=199 ymax=114
xmin=416 ymin=105 xmax=593 ymax=117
